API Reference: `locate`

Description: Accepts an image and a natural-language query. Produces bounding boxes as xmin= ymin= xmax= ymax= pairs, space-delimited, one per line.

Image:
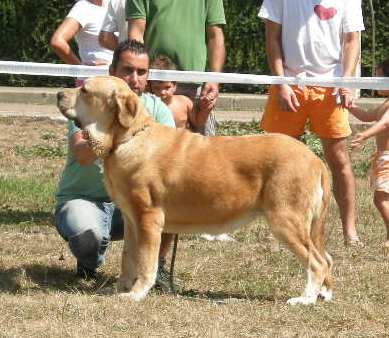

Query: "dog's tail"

xmin=310 ymin=161 xmax=333 ymax=288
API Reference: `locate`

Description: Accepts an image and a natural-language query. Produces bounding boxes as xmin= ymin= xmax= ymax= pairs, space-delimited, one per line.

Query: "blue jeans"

xmin=55 ymin=199 xmax=124 ymax=271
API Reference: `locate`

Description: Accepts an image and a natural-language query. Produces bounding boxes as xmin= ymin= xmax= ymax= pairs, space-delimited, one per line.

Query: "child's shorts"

xmin=370 ymin=151 xmax=389 ymax=194
xmin=261 ymin=85 xmax=352 ymax=138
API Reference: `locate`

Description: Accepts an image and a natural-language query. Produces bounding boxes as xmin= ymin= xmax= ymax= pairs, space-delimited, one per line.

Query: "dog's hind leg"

xmin=310 ymin=167 xmax=333 ymax=301
xmin=120 ymin=208 xmax=164 ymax=301
xmin=266 ymin=211 xmax=329 ymax=305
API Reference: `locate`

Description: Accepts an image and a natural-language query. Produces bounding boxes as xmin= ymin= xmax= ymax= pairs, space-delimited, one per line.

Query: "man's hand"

xmin=199 ymin=82 xmax=219 ymax=112
xmin=84 ymin=59 xmax=109 ymax=66
xmin=350 ymin=132 xmax=366 ymax=150
xmin=278 ymin=84 xmax=300 ymax=112
xmin=336 ymin=87 xmax=354 ymax=109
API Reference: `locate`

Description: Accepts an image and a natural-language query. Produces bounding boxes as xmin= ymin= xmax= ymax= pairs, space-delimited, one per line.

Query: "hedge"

xmin=0 ymin=0 xmax=387 ymax=91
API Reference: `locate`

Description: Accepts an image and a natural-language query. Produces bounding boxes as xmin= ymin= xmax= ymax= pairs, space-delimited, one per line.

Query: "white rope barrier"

xmin=1 ymin=60 xmax=389 ymax=90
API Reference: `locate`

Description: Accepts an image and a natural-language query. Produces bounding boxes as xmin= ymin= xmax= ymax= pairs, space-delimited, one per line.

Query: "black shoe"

xmin=76 ymin=262 xmax=97 ymax=279
xmin=155 ymin=258 xmax=177 ymax=293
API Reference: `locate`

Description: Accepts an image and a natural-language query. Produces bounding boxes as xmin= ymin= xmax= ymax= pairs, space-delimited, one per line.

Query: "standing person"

xmin=50 ymin=0 xmax=113 ymax=86
xmin=348 ymin=58 xmax=389 ymax=252
xmin=99 ymin=0 xmax=127 ymax=51
xmin=55 ymin=40 xmax=176 ymax=292
xmin=126 ymin=0 xmax=226 ymax=136
xmin=258 ymin=0 xmax=364 ymax=246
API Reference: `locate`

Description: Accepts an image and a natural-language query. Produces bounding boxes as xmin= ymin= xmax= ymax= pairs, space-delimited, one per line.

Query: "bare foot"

xmin=344 ymin=236 xmax=364 ymax=248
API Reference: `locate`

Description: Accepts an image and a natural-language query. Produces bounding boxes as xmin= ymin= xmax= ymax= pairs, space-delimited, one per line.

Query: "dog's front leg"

xmin=119 ymin=208 xmax=164 ymax=301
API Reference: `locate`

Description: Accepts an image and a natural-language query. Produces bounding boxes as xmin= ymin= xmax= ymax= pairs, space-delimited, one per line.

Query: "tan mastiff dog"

xmin=57 ymin=75 xmax=333 ymax=305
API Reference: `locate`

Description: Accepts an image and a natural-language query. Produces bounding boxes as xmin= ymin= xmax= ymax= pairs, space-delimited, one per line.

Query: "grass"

xmin=1 ymin=118 xmax=389 ymax=337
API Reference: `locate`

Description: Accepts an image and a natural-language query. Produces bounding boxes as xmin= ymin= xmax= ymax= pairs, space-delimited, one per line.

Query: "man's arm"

xmin=70 ymin=131 xmax=97 ymax=165
xmin=199 ymin=25 xmax=226 ymax=112
xmin=128 ymin=19 xmax=146 ymax=42
xmin=99 ymin=31 xmax=118 ymax=51
xmin=207 ymin=25 xmax=225 ymax=73
xmin=265 ymin=19 xmax=300 ymax=112
xmin=351 ymin=100 xmax=389 ymax=149
xmin=50 ymin=18 xmax=82 ymax=65
xmin=99 ymin=1 xmax=119 ymax=51
xmin=340 ymin=31 xmax=361 ymax=108
xmin=342 ymin=32 xmax=361 ymax=77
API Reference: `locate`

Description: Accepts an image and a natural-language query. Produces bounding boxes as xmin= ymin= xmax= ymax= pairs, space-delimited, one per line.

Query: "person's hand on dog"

xmin=278 ymin=84 xmax=300 ymax=112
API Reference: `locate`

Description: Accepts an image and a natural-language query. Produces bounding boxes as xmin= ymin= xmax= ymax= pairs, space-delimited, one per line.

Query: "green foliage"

xmin=300 ymin=132 xmax=324 ymax=159
xmin=361 ymin=1 xmax=389 ymax=76
xmin=0 ymin=1 xmax=387 ymax=89
xmin=0 ymin=0 xmax=74 ymax=87
xmin=15 ymin=144 xmax=66 ymax=159
xmin=0 ymin=176 xmax=56 ymax=213
xmin=216 ymin=119 xmax=263 ymax=136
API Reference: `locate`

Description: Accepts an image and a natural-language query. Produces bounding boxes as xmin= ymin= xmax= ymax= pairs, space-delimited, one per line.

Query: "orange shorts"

xmin=260 ymin=85 xmax=351 ymax=138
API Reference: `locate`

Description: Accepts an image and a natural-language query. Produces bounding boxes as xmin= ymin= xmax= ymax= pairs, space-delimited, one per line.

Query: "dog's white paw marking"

xmin=200 ymin=233 xmax=234 ymax=241
xmin=318 ymin=286 xmax=333 ymax=302
xmin=118 ymin=290 xmax=147 ymax=302
xmin=286 ymin=295 xmax=317 ymax=305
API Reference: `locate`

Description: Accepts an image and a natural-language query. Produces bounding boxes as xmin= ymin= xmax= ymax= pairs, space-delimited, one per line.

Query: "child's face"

xmin=150 ymin=81 xmax=176 ymax=102
xmin=376 ymin=67 xmax=389 ymax=97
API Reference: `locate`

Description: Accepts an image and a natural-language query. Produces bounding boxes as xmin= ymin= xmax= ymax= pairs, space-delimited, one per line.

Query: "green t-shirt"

xmin=56 ymin=93 xmax=175 ymax=206
xmin=126 ymin=0 xmax=226 ymax=71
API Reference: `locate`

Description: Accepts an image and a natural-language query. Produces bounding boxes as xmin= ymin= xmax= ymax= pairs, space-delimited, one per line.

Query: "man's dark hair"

xmin=150 ymin=55 xmax=177 ymax=71
xmin=378 ymin=58 xmax=389 ymax=77
xmin=111 ymin=39 xmax=149 ymax=70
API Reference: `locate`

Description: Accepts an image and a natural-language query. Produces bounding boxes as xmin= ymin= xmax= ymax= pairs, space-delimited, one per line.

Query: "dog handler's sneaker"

xmin=154 ymin=258 xmax=177 ymax=293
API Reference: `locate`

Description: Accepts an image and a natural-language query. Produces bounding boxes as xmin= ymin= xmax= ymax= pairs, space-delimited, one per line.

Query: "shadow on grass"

xmin=0 ymin=263 xmax=279 ymax=302
xmin=0 ymin=210 xmax=54 ymax=225
xmin=0 ymin=263 xmax=116 ymax=294
xmin=176 ymin=288 xmax=277 ymax=303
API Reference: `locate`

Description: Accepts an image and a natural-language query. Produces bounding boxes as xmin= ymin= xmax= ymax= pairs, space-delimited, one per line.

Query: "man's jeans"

xmin=55 ymin=199 xmax=124 ymax=271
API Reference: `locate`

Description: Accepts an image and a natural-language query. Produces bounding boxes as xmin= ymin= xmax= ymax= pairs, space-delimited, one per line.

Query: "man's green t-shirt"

xmin=56 ymin=93 xmax=175 ymax=206
xmin=126 ymin=0 xmax=226 ymax=71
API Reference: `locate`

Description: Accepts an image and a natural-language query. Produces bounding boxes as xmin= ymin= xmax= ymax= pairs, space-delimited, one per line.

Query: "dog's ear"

xmin=112 ymin=90 xmax=136 ymax=128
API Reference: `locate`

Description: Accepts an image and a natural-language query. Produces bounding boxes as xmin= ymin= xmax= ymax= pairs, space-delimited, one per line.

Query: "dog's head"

xmin=57 ymin=76 xmax=142 ymax=158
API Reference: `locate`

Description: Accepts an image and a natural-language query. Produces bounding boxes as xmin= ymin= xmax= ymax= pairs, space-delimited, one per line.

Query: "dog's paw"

xmin=286 ymin=295 xmax=317 ymax=305
xmin=118 ymin=290 xmax=147 ymax=302
xmin=318 ymin=286 xmax=333 ymax=302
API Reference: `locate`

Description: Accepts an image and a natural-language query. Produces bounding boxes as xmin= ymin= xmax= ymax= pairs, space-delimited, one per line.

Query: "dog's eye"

xmin=80 ymin=87 xmax=88 ymax=94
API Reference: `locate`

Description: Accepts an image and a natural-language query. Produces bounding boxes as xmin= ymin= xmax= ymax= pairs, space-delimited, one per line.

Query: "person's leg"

xmin=374 ymin=191 xmax=389 ymax=241
xmin=308 ymin=86 xmax=359 ymax=245
xmin=321 ymin=138 xmax=359 ymax=243
xmin=55 ymin=199 xmax=112 ymax=276
xmin=109 ymin=206 xmax=124 ymax=241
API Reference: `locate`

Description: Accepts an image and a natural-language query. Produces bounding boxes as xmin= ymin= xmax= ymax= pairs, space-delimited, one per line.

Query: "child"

xmin=348 ymin=58 xmax=389 ymax=252
xmin=148 ymin=55 xmax=210 ymax=130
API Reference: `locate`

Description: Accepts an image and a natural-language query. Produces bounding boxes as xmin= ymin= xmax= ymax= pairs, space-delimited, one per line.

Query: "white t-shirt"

xmin=67 ymin=0 xmax=113 ymax=64
xmin=101 ymin=0 xmax=128 ymax=43
xmin=258 ymin=0 xmax=365 ymax=77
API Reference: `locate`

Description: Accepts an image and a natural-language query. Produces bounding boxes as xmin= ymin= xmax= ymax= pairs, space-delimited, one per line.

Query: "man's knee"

xmin=68 ymin=229 xmax=108 ymax=261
